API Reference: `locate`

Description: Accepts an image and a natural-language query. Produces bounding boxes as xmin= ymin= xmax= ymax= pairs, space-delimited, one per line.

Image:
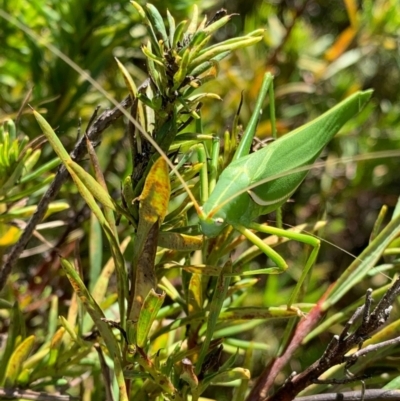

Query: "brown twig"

xmin=94 ymin=344 xmax=115 ymax=401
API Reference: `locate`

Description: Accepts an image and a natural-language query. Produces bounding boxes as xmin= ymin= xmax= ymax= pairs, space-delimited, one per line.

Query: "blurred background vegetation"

xmin=1 ymin=0 xmax=400 ymax=399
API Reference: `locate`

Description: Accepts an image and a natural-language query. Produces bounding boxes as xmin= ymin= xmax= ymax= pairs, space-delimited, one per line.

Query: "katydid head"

xmin=198 ymin=160 xmax=253 ymax=237
xmin=199 ymin=207 xmax=227 ymax=238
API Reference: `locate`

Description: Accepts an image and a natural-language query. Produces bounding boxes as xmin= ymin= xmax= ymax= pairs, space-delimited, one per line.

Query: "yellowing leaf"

xmin=0 ymin=224 xmax=21 ymax=247
xmin=139 ymin=157 xmax=170 ymax=224
xmin=324 ymin=27 xmax=357 ymax=62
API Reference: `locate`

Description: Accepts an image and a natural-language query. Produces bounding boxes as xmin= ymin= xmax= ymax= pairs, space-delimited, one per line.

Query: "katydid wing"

xmin=200 ymin=88 xmax=372 ymax=238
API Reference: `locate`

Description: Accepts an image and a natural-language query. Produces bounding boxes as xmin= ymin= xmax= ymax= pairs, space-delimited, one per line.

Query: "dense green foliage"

xmin=1 ymin=1 xmax=400 ymax=400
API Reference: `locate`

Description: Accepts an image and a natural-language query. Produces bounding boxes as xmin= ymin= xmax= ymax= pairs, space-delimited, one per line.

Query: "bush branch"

xmin=264 ymin=277 xmax=400 ymax=401
xmin=0 ymin=95 xmax=132 ymax=292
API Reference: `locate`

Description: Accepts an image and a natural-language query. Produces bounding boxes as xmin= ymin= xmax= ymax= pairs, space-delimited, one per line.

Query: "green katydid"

xmin=197 ymin=72 xmax=372 ymax=308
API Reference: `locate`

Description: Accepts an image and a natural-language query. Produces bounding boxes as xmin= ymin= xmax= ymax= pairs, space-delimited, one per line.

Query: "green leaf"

xmin=4 ymin=335 xmax=35 ymax=387
xmin=166 ymin=10 xmax=176 ymax=47
xmin=209 ymin=367 xmax=250 ymax=384
xmin=190 ymin=36 xmax=263 ymax=70
xmin=60 ymin=258 xmax=122 ymax=363
xmin=0 ymin=302 xmax=25 ymax=384
xmin=172 ymin=20 xmax=187 ymax=48
xmin=146 ymin=3 xmax=169 ymax=45
xmin=136 ymin=289 xmax=165 ymax=348
xmin=196 ymin=261 xmax=232 ymax=374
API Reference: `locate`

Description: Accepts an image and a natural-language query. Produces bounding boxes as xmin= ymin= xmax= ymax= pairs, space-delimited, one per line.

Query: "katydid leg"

xmin=198 ymin=135 xmax=220 ymax=204
xmin=244 ymin=222 xmax=321 ymax=309
xmin=235 ymin=223 xmax=288 ymax=274
xmin=233 ymin=73 xmax=275 ymax=161
xmin=209 ymin=136 xmax=220 ymax=193
xmin=197 ymin=144 xmax=209 ymax=203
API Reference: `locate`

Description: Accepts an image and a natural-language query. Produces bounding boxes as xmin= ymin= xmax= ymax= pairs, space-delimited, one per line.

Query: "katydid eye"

xmin=215 ymin=217 xmax=224 ymax=225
